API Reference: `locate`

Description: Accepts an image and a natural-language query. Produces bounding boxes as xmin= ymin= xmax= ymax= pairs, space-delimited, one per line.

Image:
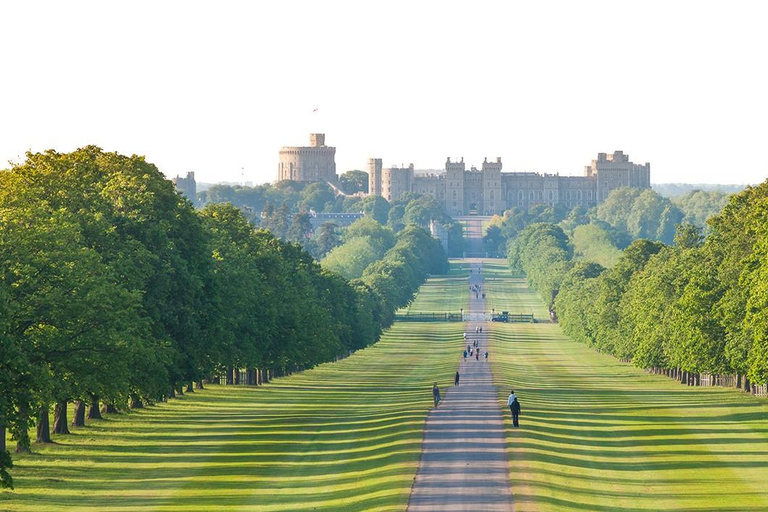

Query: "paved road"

xmin=407 ymin=219 xmax=514 ymax=511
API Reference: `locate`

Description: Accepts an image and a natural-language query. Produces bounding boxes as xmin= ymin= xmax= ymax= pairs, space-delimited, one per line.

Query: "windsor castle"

xmin=277 ymin=134 xmax=651 ymax=216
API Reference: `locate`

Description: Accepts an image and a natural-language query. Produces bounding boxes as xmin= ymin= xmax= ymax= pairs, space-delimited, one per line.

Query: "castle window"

xmin=577 ymin=190 xmax=582 ymax=200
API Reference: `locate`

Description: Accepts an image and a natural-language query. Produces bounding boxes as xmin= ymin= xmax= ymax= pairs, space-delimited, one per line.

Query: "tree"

xmin=339 ymin=170 xmax=369 ymax=195
xmin=355 ymin=195 xmax=390 ymax=224
xmin=315 ymin=222 xmax=341 ymax=258
xmin=299 ymin=182 xmax=336 ymax=213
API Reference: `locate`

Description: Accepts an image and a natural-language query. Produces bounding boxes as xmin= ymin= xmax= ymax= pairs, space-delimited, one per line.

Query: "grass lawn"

xmin=480 ymin=260 xmax=549 ymax=320
xmin=397 ymin=259 xmax=469 ymax=315
xmin=487 ymin=271 xmax=768 ymax=511
xmin=1 ymin=271 xmax=465 ymax=511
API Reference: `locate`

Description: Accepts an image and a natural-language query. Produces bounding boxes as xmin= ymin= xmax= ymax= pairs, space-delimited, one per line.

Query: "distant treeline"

xmin=504 ymin=181 xmax=768 ymax=394
xmin=200 ymin=182 xmax=465 ymax=258
xmin=0 ymin=147 xmax=447 ymax=488
xmin=485 ymin=186 xmax=735 ymax=260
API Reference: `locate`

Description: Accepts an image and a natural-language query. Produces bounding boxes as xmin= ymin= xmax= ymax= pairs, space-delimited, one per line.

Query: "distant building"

xmin=307 ymin=211 xmax=364 ymax=230
xmin=368 ymin=151 xmax=650 ymax=216
xmin=278 ymin=133 xmax=337 ymax=183
xmin=172 ymin=172 xmax=197 ymax=204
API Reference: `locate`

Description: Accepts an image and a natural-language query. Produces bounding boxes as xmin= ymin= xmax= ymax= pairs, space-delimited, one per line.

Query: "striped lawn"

xmin=397 ymin=259 xmax=469 ymax=315
xmin=481 ymin=260 xmax=548 ymax=320
xmin=1 ymin=270 xmax=466 ymax=511
xmin=487 ymin=271 xmax=768 ymax=511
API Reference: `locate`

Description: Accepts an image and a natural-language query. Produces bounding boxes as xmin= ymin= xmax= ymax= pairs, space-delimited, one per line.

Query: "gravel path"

xmin=407 ymin=220 xmax=514 ymax=511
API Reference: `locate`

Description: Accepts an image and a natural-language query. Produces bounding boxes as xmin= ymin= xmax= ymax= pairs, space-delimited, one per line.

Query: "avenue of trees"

xmin=505 ymin=181 xmax=768 ymax=394
xmin=486 ymin=187 xmax=732 ymax=256
xmin=0 ymin=147 xmax=447 ymax=488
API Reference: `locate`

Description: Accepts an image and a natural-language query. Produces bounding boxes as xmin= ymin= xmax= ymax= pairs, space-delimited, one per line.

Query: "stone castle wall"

xmin=278 ymin=133 xmax=337 ymax=183
xmin=370 ymin=151 xmax=650 ymax=216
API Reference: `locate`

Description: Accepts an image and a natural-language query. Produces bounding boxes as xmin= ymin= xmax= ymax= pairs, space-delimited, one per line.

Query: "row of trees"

xmin=506 ymin=181 xmax=768 ymax=393
xmin=0 ymin=147 xmax=447 ymax=488
xmin=487 ymin=187 xmax=733 ymax=256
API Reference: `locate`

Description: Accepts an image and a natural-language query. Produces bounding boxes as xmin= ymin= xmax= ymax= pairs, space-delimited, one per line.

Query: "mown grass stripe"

xmin=1 ymin=265 xmax=466 ymax=512
xmin=487 ymin=271 xmax=768 ymax=512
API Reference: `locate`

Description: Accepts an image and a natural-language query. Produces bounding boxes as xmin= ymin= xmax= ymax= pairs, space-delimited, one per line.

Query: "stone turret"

xmin=278 ymin=133 xmax=337 ymax=183
xmin=368 ymin=158 xmax=383 ymax=196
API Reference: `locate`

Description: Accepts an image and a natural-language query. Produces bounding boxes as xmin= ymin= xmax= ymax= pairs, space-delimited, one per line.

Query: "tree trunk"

xmin=71 ymin=401 xmax=86 ymax=427
xmin=176 ymin=384 xmax=184 ymax=396
xmin=129 ymin=394 xmax=143 ymax=409
xmin=53 ymin=401 xmax=70 ymax=435
xmin=226 ymin=366 xmax=234 ymax=385
xmin=101 ymin=403 xmax=118 ymax=415
xmin=744 ymin=376 xmax=751 ymax=392
xmin=234 ymin=369 xmax=241 ymax=385
xmin=87 ymin=394 xmax=102 ymax=420
xmin=1 ymin=424 xmax=6 ymax=455
xmin=168 ymin=386 xmax=175 ymax=399
xmin=186 ymin=382 xmax=194 ymax=393
xmin=736 ymin=373 xmax=742 ymax=389
xmin=15 ymin=430 xmax=31 ymax=454
xmin=36 ymin=406 xmax=52 ymax=443
xmin=196 ymin=380 xmax=205 ymax=390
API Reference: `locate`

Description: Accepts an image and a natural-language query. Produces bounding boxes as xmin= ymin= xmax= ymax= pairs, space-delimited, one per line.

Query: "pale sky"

xmin=1 ymin=1 xmax=766 ymax=186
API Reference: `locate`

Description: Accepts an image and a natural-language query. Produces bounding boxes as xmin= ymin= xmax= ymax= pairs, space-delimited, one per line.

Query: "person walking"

xmin=475 ymin=350 xmax=479 ymax=361
xmin=463 ymin=350 xmax=467 ymax=360
xmin=433 ymin=383 xmax=441 ymax=408
xmin=484 ymin=350 xmax=488 ymax=361
xmin=507 ymin=390 xmax=521 ymax=427
xmin=454 ymin=371 xmax=460 ymax=386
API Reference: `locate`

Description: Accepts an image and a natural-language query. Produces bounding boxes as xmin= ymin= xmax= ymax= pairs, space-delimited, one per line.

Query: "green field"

xmin=397 ymin=259 xmax=469 ymax=315
xmin=488 ymin=273 xmax=768 ymax=511
xmin=1 ymin=268 xmax=466 ymax=511
xmin=480 ymin=260 xmax=548 ymax=319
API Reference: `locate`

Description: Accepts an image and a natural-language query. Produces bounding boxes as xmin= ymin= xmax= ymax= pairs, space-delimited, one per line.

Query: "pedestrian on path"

xmin=455 ymin=371 xmax=460 ymax=386
xmin=507 ymin=390 xmax=521 ymax=427
xmin=463 ymin=350 xmax=467 ymax=360
xmin=433 ymin=383 xmax=441 ymax=408
xmin=484 ymin=350 xmax=488 ymax=360
xmin=475 ymin=351 xmax=479 ymax=361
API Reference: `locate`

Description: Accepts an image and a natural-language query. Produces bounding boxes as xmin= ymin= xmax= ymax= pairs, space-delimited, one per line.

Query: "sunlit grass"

xmin=480 ymin=261 xmax=548 ymax=319
xmin=488 ymin=273 xmax=768 ymax=511
xmin=398 ymin=259 xmax=469 ymax=314
xmin=1 ymin=269 xmax=466 ymax=511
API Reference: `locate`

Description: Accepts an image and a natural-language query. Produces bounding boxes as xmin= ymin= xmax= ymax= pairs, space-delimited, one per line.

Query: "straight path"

xmin=407 ymin=220 xmax=514 ymax=511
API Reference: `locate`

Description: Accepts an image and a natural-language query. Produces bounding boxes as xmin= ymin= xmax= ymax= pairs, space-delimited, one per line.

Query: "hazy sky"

xmin=1 ymin=1 xmax=766 ymax=185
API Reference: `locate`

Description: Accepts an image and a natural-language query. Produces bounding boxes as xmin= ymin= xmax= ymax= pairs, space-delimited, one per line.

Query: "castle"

xmin=368 ymin=151 xmax=650 ymax=216
xmin=277 ymin=134 xmax=650 ymax=216
xmin=277 ymin=133 xmax=337 ymax=183
xmin=172 ymin=172 xmax=197 ymax=204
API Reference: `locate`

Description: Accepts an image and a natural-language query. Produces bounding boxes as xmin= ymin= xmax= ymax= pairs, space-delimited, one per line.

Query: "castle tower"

xmin=482 ymin=157 xmax=503 ymax=214
xmin=445 ymin=157 xmax=465 ymax=216
xmin=368 ymin=158 xmax=383 ymax=197
xmin=585 ymin=151 xmax=650 ymax=201
xmin=172 ymin=172 xmax=197 ymax=205
xmin=278 ymin=133 xmax=337 ymax=183
xmin=381 ymin=164 xmax=414 ymax=202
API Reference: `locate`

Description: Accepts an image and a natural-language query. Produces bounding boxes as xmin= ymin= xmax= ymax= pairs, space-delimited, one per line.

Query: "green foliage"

xmin=507 ymin=223 xmax=573 ymax=307
xmin=299 ymin=182 xmax=336 ymax=213
xmin=0 ymin=147 xmax=441 ymax=485
xmin=672 ymin=190 xmax=732 ymax=231
xmin=594 ymin=187 xmax=684 ymax=244
xmin=351 ymin=195 xmax=390 ymax=224
xmin=338 ymin=170 xmax=369 ymax=194
xmin=571 ymin=223 xmax=623 ymax=268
